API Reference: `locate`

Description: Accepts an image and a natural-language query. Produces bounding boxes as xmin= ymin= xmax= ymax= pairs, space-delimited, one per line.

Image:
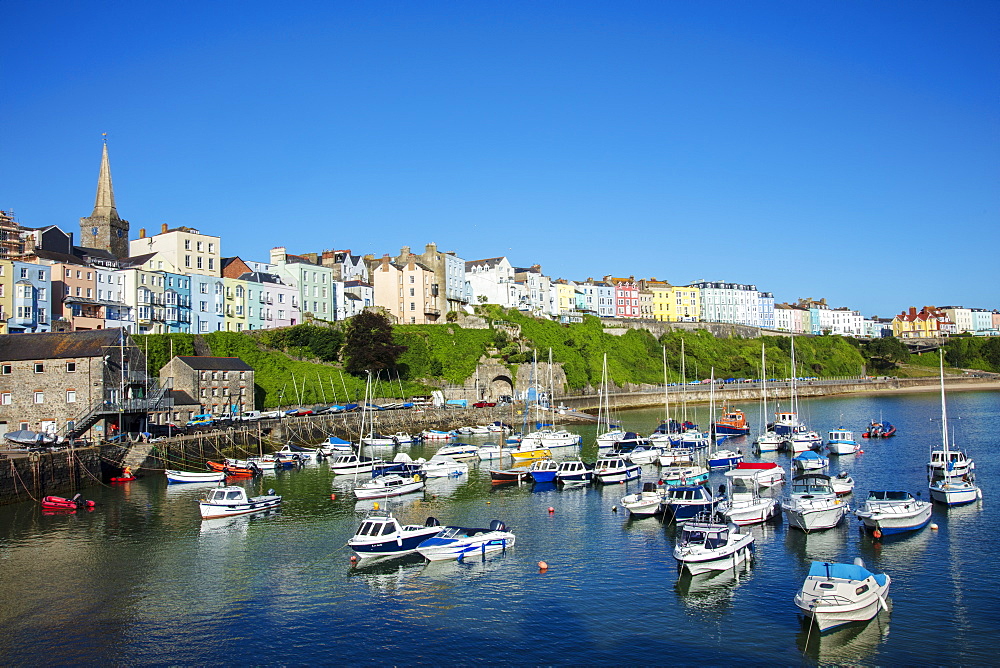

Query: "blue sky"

xmin=3 ymin=0 xmax=997 ymax=317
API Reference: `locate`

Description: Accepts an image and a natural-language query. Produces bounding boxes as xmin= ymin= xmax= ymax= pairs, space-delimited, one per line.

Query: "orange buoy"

xmin=373 ymin=502 xmax=379 ymax=510
xmin=619 ymin=480 xmax=625 ymax=484
xmin=547 ymin=506 xmax=555 ymax=514
xmin=873 ymin=528 xmax=882 ymax=539
xmin=330 ymin=493 xmax=337 ymax=501
xmin=538 ymin=561 xmax=548 ymax=572
xmin=931 ymin=523 xmax=939 ymax=530
xmin=487 ymin=500 xmax=491 ymax=504
xmin=350 ymin=555 xmax=358 ymax=564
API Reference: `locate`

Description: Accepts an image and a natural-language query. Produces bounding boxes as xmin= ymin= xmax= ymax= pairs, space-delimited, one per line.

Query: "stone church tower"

xmin=79 ymin=139 xmax=129 ymax=257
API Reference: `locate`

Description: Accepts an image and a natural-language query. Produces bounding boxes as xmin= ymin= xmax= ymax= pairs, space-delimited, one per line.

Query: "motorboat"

xmin=475 ymin=443 xmax=509 ymax=461
xmin=348 ymin=515 xmax=443 ymax=559
xmin=755 ymin=430 xmax=783 ymax=453
xmin=318 ymin=436 xmax=354 ymax=456
xmin=662 ymin=485 xmax=717 ymax=523
xmin=454 ymin=425 xmax=492 ymax=435
xmin=728 ymin=462 xmax=785 ymax=488
xmin=785 ymin=428 xmax=823 ymax=454
xmin=712 ymin=406 xmax=751 ymax=436
xmin=354 ymin=473 xmax=425 ymax=500
xmin=793 ymin=450 xmax=828 ymax=472
xmin=419 ymin=455 xmax=469 ymax=478
xmin=274 ymin=442 xmax=320 ymax=460
xmin=41 ymin=494 xmax=95 ymax=511
xmin=830 ymin=472 xmax=855 ymax=496
xmin=660 ymin=465 xmax=709 ymax=486
xmin=720 ymin=467 xmax=778 ymax=525
xmin=416 ymin=520 xmax=516 ymax=561
xmin=520 ymin=428 xmax=582 ymax=450
xmin=863 ymin=420 xmax=896 ymax=438
xmin=555 ymin=459 xmax=593 ymax=484
xmin=855 ymin=490 xmax=932 ymax=536
xmin=826 ymin=429 xmax=859 ymax=455
xmin=596 ymin=428 xmax=628 ymax=449
xmin=658 ymin=447 xmax=695 ymax=467
xmin=509 ymin=446 xmax=553 ymax=461
xmin=165 ymin=470 xmax=226 ymax=484
xmin=329 ymin=453 xmax=385 ymax=476
xmin=928 ymin=356 xmax=982 ymax=506
xmin=626 ymin=445 xmax=663 ymax=466
xmin=198 ymin=486 xmax=281 ymax=519
xmin=679 ymin=431 xmax=712 ymax=449
xmin=435 ymin=443 xmax=480 ymax=460
xmin=794 ymin=558 xmax=891 ymax=632
xmin=782 ymin=474 xmax=848 ymax=532
xmin=226 ymin=457 xmax=276 ymax=471
xmin=592 ymin=456 xmax=641 ymax=484
xmin=707 ymin=449 xmax=744 ymax=470
xmin=489 ymin=467 xmax=532 ymax=485
xmin=621 ymin=482 xmax=665 ymax=517
xmin=420 ymin=430 xmax=453 ymax=441
xmin=527 ymin=459 xmax=560 ymax=483
xmin=673 ymin=515 xmax=755 ymax=575
xmin=207 ymin=460 xmax=261 ymax=477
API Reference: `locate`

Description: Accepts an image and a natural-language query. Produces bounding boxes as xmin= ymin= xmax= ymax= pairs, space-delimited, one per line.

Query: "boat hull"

xmin=722 ymin=498 xmax=777 ymax=525
xmin=593 ymin=465 xmax=641 ymax=484
xmin=199 ymin=496 xmax=281 ymax=520
xmin=783 ymin=502 xmax=848 ymax=532
xmin=417 ymin=534 xmax=515 ymax=561
xmin=929 ymin=482 xmax=982 ymax=506
xmin=166 ymin=470 xmax=226 ymax=484
xmin=674 ymin=539 xmax=754 ymax=576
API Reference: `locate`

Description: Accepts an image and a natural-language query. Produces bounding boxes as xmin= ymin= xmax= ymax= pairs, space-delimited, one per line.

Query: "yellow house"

xmin=644 ymin=280 xmax=700 ymax=322
xmin=0 ymin=260 xmax=11 ymax=334
xmin=553 ymin=280 xmax=577 ymax=314
xmin=223 ymin=276 xmax=250 ymax=332
xmin=892 ymin=306 xmax=955 ymax=338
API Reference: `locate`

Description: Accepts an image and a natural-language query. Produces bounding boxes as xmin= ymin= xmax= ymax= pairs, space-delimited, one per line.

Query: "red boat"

xmin=206 ymin=461 xmax=260 ymax=477
xmin=41 ymin=494 xmax=95 ymax=511
xmin=110 ymin=475 xmax=137 ymax=483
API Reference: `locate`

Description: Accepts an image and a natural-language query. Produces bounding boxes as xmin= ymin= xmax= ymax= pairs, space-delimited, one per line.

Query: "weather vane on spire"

xmin=102 ymin=132 xmax=108 ymax=142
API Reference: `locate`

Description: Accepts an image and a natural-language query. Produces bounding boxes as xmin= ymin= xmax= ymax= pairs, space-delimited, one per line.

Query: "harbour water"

xmin=0 ymin=390 xmax=997 ymax=665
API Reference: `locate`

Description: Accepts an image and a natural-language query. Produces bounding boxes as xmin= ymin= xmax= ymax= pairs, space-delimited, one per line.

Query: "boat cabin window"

xmin=358 ymin=522 xmax=374 ymax=535
xmin=704 ymin=532 xmax=727 ymax=549
xmin=226 ymin=490 xmax=243 ymax=500
xmin=211 ymin=491 xmax=226 ymax=501
xmin=818 ymin=582 xmax=836 ymax=590
xmin=380 ymin=523 xmax=395 ymax=535
xmin=856 ymin=584 xmax=869 ymax=595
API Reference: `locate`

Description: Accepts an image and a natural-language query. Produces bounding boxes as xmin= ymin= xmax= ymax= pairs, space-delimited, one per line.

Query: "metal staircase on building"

xmin=64 ymin=384 xmax=173 ymax=440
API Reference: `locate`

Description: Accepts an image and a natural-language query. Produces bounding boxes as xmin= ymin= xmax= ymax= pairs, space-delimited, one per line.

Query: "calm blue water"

xmin=1 ymin=390 xmax=997 ymax=665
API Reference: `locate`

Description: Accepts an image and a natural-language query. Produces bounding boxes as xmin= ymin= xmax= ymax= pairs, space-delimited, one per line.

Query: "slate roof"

xmin=173 ymin=356 xmax=253 ymax=371
xmin=168 ymin=390 xmax=200 ymax=406
xmin=0 ymin=328 xmax=128 ymax=361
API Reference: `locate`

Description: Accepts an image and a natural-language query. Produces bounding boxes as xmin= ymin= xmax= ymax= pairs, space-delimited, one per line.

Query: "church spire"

xmin=92 ymin=135 xmax=117 ymax=218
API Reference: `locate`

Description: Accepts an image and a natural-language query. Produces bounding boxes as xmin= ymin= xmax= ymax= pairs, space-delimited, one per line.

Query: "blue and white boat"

xmin=928 ymin=356 xmax=983 ymax=506
xmin=435 ymin=443 xmax=480 ymax=460
xmin=707 ymin=448 xmax=744 ymax=470
xmin=555 ymin=459 xmax=593 ymax=484
xmin=319 ymin=435 xmax=354 ymax=455
xmin=854 ymin=490 xmax=932 ymax=535
xmin=592 ymin=456 xmax=641 ymax=484
xmin=348 ymin=514 xmax=443 ymax=559
xmin=660 ymin=464 xmax=709 ymax=486
xmin=679 ymin=431 xmax=713 ymax=449
xmin=662 ymin=485 xmax=717 ymax=523
xmin=794 ymin=559 xmax=891 ymax=632
xmin=416 ymin=520 xmax=516 ymax=561
xmin=353 ymin=473 xmax=425 ymax=500
xmin=793 ymin=450 xmax=828 ymax=472
xmin=528 ymin=459 xmax=559 ymax=483
xmin=826 ymin=428 xmax=858 ymax=455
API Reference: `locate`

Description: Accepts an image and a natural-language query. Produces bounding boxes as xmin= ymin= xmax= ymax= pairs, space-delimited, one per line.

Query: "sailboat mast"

xmin=681 ymin=338 xmax=687 ymax=423
xmin=939 ymin=354 xmax=949 ymax=452
xmin=662 ymin=346 xmax=669 ymax=424
xmin=760 ymin=343 xmax=768 ymax=431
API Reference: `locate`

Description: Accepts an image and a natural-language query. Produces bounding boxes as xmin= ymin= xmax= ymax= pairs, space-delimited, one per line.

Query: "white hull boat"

xmin=794 ymin=558 xmax=891 ymax=632
xmin=592 ymin=456 xmax=641 ymax=484
xmin=674 ymin=517 xmax=755 ymax=575
xmin=855 ymin=490 xmax=932 ymax=535
xmin=435 ymin=443 xmax=480 ymax=460
xmin=166 ymin=470 xmax=226 ymax=484
xmin=349 ymin=514 xmax=443 ymax=559
xmin=199 ymin=485 xmax=281 ymax=519
xmin=827 ymin=429 xmax=858 ymax=455
xmin=782 ymin=474 xmax=848 ymax=532
xmin=831 ymin=472 xmax=855 ymax=496
xmin=330 ymin=453 xmax=384 ymax=476
xmin=927 ymin=356 xmax=982 ymax=506
xmin=621 ymin=483 xmax=664 ymax=517
xmin=354 ymin=473 xmax=425 ymax=499
xmin=421 ymin=430 xmax=454 ymax=440
xmin=793 ymin=451 xmax=828 ymax=472
xmin=419 ymin=455 xmax=469 ymax=478
xmin=657 ymin=448 xmax=694 ymax=466
xmin=755 ymin=431 xmax=782 ymax=453
xmin=720 ymin=465 xmax=778 ymax=526
xmin=416 ymin=521 xmax=515 ymax=561
xmin=929 ymin=476 xmax=982 ymax=506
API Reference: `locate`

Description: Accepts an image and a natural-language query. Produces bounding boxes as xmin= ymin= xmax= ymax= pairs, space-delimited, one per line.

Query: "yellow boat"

xmin=510 ymin=448 xmax=552 ymax=461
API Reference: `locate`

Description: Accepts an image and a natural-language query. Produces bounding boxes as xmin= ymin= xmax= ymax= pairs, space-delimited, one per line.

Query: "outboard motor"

xmin=267 ymin=488 xmax=275 ymax=496
xmin=489 ymin=520 xmax=506 ymax=532
xmin=425 ymin=516 xmax=440 ymax=527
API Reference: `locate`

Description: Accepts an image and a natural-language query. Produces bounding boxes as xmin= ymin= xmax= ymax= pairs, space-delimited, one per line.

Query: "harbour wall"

xmin=0 ymin=446 xmax=103 ymax=506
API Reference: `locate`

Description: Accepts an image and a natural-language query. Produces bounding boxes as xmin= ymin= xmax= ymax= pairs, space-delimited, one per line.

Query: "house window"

xmin=66 ymin=390 xmax=77 ymax=403
xmin=201 ymin=389 xmax=207 ymax=397
xmin=1 ymin=365 xmax=9 ymax=374
xmin=184 ymin=240 xmax=191 ymax=250
xmin=38 ymin=271 xmax=45 ymax=281
xmin=197 ymin=241 xmax=204 ymax=252
xmin=33 ymin=363 xmax=44 ymax=373
xmin=409 ymin=276 xmax=415 ymax=284
xmin=66 ymin=362 xmax=77 ymax=372
xmin=208 ymin=243 xmax=215 ymax=253
xmin=0 ymin=393 xmax=9 ymax=405
xmin=185 ymin=255 xmax=191 ymax=267
xmin=33 ymin=391 xmax=44 ymax=404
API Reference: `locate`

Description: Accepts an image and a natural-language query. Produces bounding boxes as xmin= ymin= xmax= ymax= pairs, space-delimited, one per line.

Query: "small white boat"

xmin=792 ymin=450 xmax=828 ymax=472
xmin=349 ymin=514 xmax=443 ymax=559
xmin=826 ymin=428 xmax=858 ymax=455
xmin=455 ymin=425 xmax=492 ymax=435
xmin=330 ymin=453 xmax=384 ymax=476
xmin=673 ymin=516 xmax=755 ymax=575
xmin=621 ymin=482 xmax=665 ymax=517
xmin=855 ymin=490 xmax=932 ymax=535
xmin=521 ymin=429 xmax=582 ymax=449
xmin=475 ymin=443 xmax=509 ymax=461
xmin=707 ymin=449 xmax=744 ymax=470
xmin=416 ymin=520 xmax=516 ymax=561
xmin=318 ymin=436 xmax=353 ymax=456
xmin=794 ymin=558 xmax=891 ymax=632
xmin=720 ymin=467 xmax=778 ymax=526
xmin=929 ymin=475 xmax=982 ymax=506
xmin=660 ymin=465 xmax=709 ymax=486
xmin=592 ymin=456 xmax=642 ymax=484
xmin=657 ymin=448 xmax=695 ymax=467
xmin=728 ymin=462 xmax=785 ymax=488
xmin=927 ymin=450 xmax=974 ymax=478
xmin=198 ymin=485 xmax=281 ymax=519
xmin=755 ymin=430 xmax=783 ymax=453
xmin=274 ymin=443 xmax=320 ymax=461
xmin=166 ymin=470 xmax=226 ymax=484
xmin=596 ymin=429 xmax=628 ymax=449
xmin=787 ymin=429 xmax=823 ymax=453
xmin=419 ymin=455 xmax=469 ymax=478
xmin=226 ymin=457 xmax=276 ymax=471
xmin=354 ymin=473 xmax=425 ymax=499
xmin=421 ymin=429 xmax=454 ymax=441
xmin=782 ymin=474 xmax=849 ymax=532
xmin=830 ymin=471 xmax=855 ymax=496
xmin=927 ymin=356 xmax=982 ymax=506
xmin=624 ymin=445 xmax=663 ymax=465
xmin=435 ymin=443 xmax=479 ymax=460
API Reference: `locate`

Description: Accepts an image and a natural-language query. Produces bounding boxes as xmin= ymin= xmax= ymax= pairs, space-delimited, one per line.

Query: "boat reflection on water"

xmin=199 ymin=511 xmax=278 ymax=535
xmin=784 ymin=522 xmax=848 ymax=564
xmin=423 ymin=475 xmax=469 ymax=501
xmin=347 ymin=552 xmax=427 ymax=595
xmin=354 ymin=489 xmax=423 ymax=513
xmin=674 ymin=566 xmax=752 ymax=612
xmin=858 ymin=516 xmax=935 ymax=565
xmin=796 ymin=608 xmax=890 ymax=664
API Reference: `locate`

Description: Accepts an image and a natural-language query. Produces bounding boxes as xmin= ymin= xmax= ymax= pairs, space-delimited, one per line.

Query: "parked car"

xmin=473 ymin=401 xmax=497 ymax=408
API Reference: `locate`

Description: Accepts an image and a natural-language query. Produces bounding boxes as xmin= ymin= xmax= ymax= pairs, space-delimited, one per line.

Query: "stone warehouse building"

xmin=160 ymin=356 xmax=255 ymax=417
xmin=0 ymin=329 xmax=169 ymax=440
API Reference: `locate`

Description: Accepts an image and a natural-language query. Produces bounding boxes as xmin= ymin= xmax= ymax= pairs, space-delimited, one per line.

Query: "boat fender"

xmin=538 ymin=561 xmax=548 ymax=572
xmin=413 ymin=474 xmax=421 ymax=483
xmin=873 ymin=528 xmax=882 ymax=539
xmin=330 ymin=494 xmax=336 ymax=501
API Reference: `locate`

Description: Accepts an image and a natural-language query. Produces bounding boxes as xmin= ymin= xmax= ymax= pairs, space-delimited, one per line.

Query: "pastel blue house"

xmin=9 ymin=261 xmax=51 ymax=333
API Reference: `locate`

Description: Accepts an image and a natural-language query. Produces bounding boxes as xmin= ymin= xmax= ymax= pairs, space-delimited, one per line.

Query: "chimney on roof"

xmin=425 ymin=242 xmax=437 ymax=254
xmin=400 ymin=246 xmax=410 ymax=256
xmin=909 ymin=307 xmax=917 ymax=317
xmin=161 ymin=223 xmax=168 ymax=233
xmin=139 ymin=228 xmax=146 ymax=239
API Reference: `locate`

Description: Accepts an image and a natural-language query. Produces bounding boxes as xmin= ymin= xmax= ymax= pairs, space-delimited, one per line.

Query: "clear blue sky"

xmin=3 ymin=0 xmax=997 ymax=317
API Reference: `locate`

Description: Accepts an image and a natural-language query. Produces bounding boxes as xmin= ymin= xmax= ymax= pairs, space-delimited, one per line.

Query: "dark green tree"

xmin=343 ymin=311 xmax=407 ymax=376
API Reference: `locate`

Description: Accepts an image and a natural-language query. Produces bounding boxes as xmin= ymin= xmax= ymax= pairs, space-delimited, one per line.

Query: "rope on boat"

xmin=9 ymin=459 xmax=39 ymax=503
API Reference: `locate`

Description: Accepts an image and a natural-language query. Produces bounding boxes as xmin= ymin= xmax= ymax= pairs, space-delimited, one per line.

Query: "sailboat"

xmin=331 ymin=372 xmax=385 ymax=476
xmin=595 ymin=353 xmax=626 ymax=449
xmin=928 ymin=356 xmax=982 ymax=506
xmin=755 ymin=343 xmax=782 ymax=453
xmin=707 ymin=368 xmax=743 ymax=470
xmin=650 ymin=346 xmax=685 ymax=446
xmin=519 ymin=349 xmax=581 ymax=450
xmin=774 ymin=336 xmax=822 ymax=453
